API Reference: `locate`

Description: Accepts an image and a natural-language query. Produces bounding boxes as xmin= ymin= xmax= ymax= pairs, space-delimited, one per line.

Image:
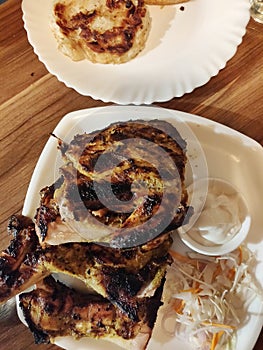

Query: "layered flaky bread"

xmin=51 ymin=0 xmax=151 ymax=64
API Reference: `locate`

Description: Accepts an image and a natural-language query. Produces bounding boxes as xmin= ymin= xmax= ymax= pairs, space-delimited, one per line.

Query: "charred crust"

xmin=101 ymin=256 xmax=169 ymax=320
xmin=19 ymin=276 xmax=158 ymax=342
xmin=35 ymin=205 xmax=57 ymax=240
xmin=58 ymin=120 xmax=190 ymax=244
xmin=19 ymin=294 xmax=51 ymax=344
xmin=7 ymin=215 xmax=34 ymax=237
xmin=145 ymin=277 xmax=165 ymax=329
xmin=54 ymin=0 xmax=147 ymax=56
xmin=35 ymin=178 xmax=63 ymax=240
xmin=0 ymin=216 xmax=41 ymax=303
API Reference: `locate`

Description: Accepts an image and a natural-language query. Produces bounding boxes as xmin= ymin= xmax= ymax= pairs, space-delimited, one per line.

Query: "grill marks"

xmin=50 ymin=120 xmax=190 ymax=247
xmin=52 ymin=0 xmax=150 ymax=62
xmin=0 ymin=216 xmax=172 ymax=313
xmin=1 ymin=215 xmax=170 ymax=347
xmin=0 ymin=119 xmax=192 ymax=348
xmin=0 ymin=216 xmax=44 ymax=303
xmin=19 ymin=275 xmax=165 ymax=345
xmin=64 ymin=120 xmax=186 ymax=176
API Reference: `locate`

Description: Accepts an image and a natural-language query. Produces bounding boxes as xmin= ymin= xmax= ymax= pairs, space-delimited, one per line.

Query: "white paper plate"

xmin=17 ymin=106 xmax=263 ymax=350
xmin=21 ymin=0 xmax=250 ymax=104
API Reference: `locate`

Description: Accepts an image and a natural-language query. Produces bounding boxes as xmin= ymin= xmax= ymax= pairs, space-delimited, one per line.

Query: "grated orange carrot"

xmin=179 ymin=288 xmax=201 ymax=294
xmin=201 ymin=321 xmax=236 ymax=330
xmin=210 ymin=330 xmax=224 ymax=350
xmin=227 ymin=267 xmax=236 ymax=281
xmin=212 ymin=264 xmax=222 ymax=281
xmin=169 ymin=249 xmax=198 ymax=266
xmin=173 ymin=299 xmax=185 ymax=314
xmin=238 ymin=246 xmax=243 ymax=265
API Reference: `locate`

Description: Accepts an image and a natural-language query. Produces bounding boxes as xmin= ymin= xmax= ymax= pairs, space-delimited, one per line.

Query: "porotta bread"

xmin=51 ymin=0 xmax=151 ymax=64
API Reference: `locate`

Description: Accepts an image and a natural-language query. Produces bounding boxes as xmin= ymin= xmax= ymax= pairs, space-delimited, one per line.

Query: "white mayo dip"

xmin=178 ymin=178 xmax=250 ymax=255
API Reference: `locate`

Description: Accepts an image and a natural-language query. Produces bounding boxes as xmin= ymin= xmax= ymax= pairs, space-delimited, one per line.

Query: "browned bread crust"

xmin=51 ymin=0 xmax=151 ymax=64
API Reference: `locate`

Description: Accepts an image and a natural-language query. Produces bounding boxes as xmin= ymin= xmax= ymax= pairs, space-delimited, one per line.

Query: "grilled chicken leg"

xmin=19 ymin=275 xmax=165 ymax=350
xmin=0 ymin=215 xmax=171 ymax=322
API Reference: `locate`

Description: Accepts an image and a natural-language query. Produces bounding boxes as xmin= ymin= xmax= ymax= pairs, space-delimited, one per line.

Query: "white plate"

xmin=18 ymin=106 xmax=263 ymax=350
xmin=21 ymin=0 xmax=250 ymax=105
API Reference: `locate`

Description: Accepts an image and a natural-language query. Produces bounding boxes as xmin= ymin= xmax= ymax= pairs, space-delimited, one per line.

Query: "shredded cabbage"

xmin=161 ymin=245 xmax=263 ymax=350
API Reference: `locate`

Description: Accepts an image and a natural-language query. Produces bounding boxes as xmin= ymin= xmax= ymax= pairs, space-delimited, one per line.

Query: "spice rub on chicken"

xmin=39 ymin=119 xmax=191 ymax=248
xmin=1 ymin=215 xmax=171 ymax=349
xmin=0 ymin=215 xmax=172 ymax=318
xmin=0 ymin=215 xmax=44 ymax=304
xmin=19 ymin=276 xmax=165 ymax=349
xmin=0 ymin=118 xmax=193 ymax=349
xmin=54 ymin=120 xmax=191 ymax=248
xmin=35 ymin=183 xmax=173 ymax=268
xmin=51 ymin=0 xmax=151 ymax=64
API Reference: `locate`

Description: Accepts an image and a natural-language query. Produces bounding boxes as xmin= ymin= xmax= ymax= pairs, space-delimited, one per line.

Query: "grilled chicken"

xmin=19 ymin=275 xmax=165 ymax=350
xmin=0 ymin=215 xmax=171 ymax=321
xmin=37 ymin=119 xmax=192 ymax=248
xmin=35 ymin=184 xmax=173 ymax=269
xmin=0 ymin=215 xmax=45 ymax=305
xmin=43 ymin=244 xmax=171 ymax=320
xmin=35 ymin=175 xmax=177 ymax=250
xmin=1 ymin=119 xmax=192 ymax=349
xmin=59 ymin=120 xmax=187 ymax=185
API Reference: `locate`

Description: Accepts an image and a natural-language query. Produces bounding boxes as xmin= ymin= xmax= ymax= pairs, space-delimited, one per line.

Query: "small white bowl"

xmin=178 ymin=177 xmax=251 ymax=256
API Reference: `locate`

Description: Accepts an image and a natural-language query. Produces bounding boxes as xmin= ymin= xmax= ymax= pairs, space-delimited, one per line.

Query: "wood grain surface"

xmin=0 ymin=1 xmax=262 ymax=349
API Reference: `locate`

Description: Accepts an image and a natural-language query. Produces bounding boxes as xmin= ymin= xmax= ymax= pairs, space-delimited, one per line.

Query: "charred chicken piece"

xmin=43 ymin=244 xmax=172 ymax=321
xmin=0 ymin=215 xmax=171 ymax=322
xmin=0 ymin=215 xmax=47 ymax=305
xmin=59 ymin=120 xmax=187 ymax=179
xmin=38 ymin=120 xmax=192 ymax=247
xmin=53 ymin=161 xmax=190 ymax=248
xmin=1 ymin=119 xmax=192 ymax=349
xmin=35 ymin=182 xmax=173 ymax=269
xmin=19 ymin=275 xmax=165 ymax=350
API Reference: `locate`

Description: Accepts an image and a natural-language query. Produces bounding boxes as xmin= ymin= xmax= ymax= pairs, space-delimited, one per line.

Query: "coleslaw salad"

xmin=161 ymin=246 xmax=263 ymax=350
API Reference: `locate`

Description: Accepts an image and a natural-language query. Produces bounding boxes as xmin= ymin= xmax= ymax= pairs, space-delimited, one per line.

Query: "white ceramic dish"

xmin=178 ymin=177 xmax=251 ymax=256
xmin=17 ymin=106 xmax=263 ymax=350
xmin=21 ymin=0 xmax=250 ymax=104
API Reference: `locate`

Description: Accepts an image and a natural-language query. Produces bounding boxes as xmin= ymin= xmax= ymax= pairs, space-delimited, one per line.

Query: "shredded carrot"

xmin=210 ymin=332 xmax=218 ymax=350
xmin=193 ymin=281 xmax=200 ymax=290
xmin=201 ymin=321 xmax=236 ymax=330
xmin=212 ymin=264 xmax=222 ymax=281
xmin=227 ymin=267 xmax=236 ymax=281
xmin=238 ymin=246 xmax=243 ymax=265
xmin=164 ymin=245 xmax=254 ymax=349
xmin=169 ymin=249 xmax=197 ymax=266
xmin=210 ymin=330 xmax=224 ymax=350
xmin=173 ymin=299 xmax=185 ymax=314
xmin=179 ymin=288 xmax=201 ymax=294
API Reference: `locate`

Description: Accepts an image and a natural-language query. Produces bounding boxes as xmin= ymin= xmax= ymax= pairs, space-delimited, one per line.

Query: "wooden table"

xmin=0 ymin=1 xmax=262 ymax=349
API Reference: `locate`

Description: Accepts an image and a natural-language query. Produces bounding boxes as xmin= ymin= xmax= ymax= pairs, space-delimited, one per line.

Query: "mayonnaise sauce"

xmin=185 ymin=178 xmax=245 ymax=247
